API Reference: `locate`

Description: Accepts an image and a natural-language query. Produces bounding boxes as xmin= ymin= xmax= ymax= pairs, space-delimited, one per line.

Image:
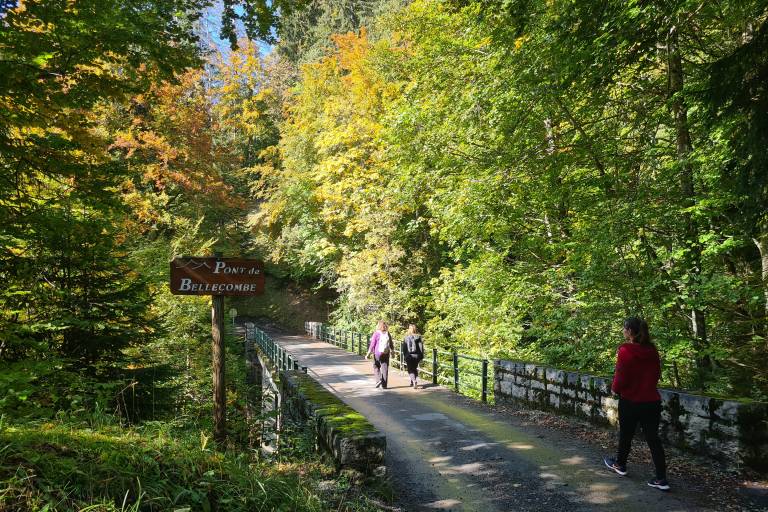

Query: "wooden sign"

xmin=170 ymin=257 xmax=265 ymax=296
xmin=169 ymin=255 xmax=266 ymax=448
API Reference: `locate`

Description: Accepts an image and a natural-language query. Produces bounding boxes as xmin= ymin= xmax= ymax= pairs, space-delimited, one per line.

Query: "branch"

xmin=550 ymin=94 xmax=608 ymax=179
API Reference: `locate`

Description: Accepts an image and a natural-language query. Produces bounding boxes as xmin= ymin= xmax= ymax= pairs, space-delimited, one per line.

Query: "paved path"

xmin=269 ymin=332 xmax=722 ymax=511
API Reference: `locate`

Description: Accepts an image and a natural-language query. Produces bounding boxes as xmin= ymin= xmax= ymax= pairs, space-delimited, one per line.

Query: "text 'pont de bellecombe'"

xmin=177 ymin=281 xmax=261 ymax=293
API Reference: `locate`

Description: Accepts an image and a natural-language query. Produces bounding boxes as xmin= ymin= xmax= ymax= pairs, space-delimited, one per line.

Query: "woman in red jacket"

xmin=603 ymin=317 xmax=669 ymax=491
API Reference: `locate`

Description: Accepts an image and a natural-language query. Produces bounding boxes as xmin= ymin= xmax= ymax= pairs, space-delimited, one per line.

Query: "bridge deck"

xmin=269 ymin=331 xmax=721 ymax=511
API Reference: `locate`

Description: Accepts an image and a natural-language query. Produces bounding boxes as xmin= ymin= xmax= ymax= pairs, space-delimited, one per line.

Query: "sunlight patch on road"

xmin=585 ymin=482 xmax=625 ymax=504
xmin=423 ymin=499 xmax=463 ymax=509
xmin=559 ymin=455 xmax=585 ymax=465
xmin=412 ymin=413 xmax=450 ymax=421
xmin=459 ymin=441 xmax=497 ymax=451
xmin=506 ymin=442 xmax=534 ymax=450
xmin=442 ymin=462 xmax=485 ymax=475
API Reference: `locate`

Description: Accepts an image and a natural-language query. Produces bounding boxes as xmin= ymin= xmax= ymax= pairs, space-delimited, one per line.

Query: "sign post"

xmin=211 ymin=294 xmax=225 ymax=445
xmin=170 ymin=256 xmax=265 ymax=447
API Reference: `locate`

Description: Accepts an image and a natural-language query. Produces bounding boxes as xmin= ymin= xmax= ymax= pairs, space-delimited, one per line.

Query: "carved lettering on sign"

xmin=170 ymin=257 xmax=265 ymax=296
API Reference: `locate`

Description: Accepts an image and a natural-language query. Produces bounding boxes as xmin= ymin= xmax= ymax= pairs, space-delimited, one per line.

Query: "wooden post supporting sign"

xmin=211 ymin=294 xmax=226 ymax=444
xmin=170 ymin=256 xmax=265 ymax=447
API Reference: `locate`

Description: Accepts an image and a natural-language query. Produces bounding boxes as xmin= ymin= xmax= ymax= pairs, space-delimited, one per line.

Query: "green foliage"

xmin=0 ymin=0 xmax=208 ymax=412
xmin=230 ymin=276 xmax=332 ymax=332
xmin=0 ymin=417 xmax=320 ymax=511
xmin=0 ymin=322 xmax=385 ymax=510
xmin=276 ymin=0 xmax=400 ymax=63
xmin=253 ymin=0 xmax=768 ymax=397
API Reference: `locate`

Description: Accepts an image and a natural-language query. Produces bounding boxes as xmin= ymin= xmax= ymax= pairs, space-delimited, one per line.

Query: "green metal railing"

xmin=251 ymin=326 xmax=307 ymax=374
xmin=299 ymin=322 xmax=704 ymax=399
xmin=304 ymin=322 xmax=492 ymax=403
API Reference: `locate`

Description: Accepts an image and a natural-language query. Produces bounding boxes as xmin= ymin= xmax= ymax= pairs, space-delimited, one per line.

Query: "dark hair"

xmin=623 ymin=317 xmax=651 ymax=345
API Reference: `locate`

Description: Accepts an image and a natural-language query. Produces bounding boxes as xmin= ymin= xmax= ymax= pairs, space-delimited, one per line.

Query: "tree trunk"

xmin=754 ymin=234 xmax=768 ymax=334
xmin=668 ymin=26 xmax=710 ymax=375
xmin=212 ymin=294 xmax=227 ymax=447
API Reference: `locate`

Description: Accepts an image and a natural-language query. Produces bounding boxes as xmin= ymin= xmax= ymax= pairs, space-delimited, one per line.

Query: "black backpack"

xmin=407 ymin=335 xmax=423 ymax=359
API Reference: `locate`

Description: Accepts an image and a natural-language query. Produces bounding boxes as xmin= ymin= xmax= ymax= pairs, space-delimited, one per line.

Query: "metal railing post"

xmin=481 ymin=359 xmax=488 ymax=403
xmin=432 ymin=348 xmax=438 ymax=385
xmin=453 ymin=351 xmax=459 ymax=392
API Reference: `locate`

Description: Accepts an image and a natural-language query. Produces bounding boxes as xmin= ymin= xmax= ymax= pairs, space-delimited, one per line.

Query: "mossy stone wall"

xmin=494 ymin=360 xmax=768 ymax=472
xmin=280 ymin=370 xmax=386 ymax=472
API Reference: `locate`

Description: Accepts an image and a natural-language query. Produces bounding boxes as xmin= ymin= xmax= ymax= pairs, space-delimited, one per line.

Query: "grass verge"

xmin=0 ymin=415 xmax=385 ymax=511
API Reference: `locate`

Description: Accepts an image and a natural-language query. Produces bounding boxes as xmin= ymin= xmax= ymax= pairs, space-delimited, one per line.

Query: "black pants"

xmin=617 ymin=398 xmax=666 ymax=479
xmin=405 ymin=356 xmax=421 ymax=384
xmin=373 ymin=353 xmax=390 ymax=388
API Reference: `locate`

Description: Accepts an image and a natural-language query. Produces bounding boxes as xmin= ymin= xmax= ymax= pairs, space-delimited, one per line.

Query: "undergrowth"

xmin=0 ymin=312 xmax=387 ymax=512
xmin=0 ymin=412 xmax=385 ymax=511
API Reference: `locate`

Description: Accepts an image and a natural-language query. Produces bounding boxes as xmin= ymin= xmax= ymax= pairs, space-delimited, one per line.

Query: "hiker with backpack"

xmin=402 ymin=324 xmax=425 ymax=389
xmin=366 ymin=320 xmax=394 ymax=389
xmin=603 ymin=317 xmax=669 ymax=491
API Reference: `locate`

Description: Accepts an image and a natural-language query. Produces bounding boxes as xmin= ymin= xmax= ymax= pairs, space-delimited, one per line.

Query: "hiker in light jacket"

xmin=366 ymin=320 xmax=394 ymax=389
xmin=402 ymin=324 xmax=425 ymax=389
xmin=603 ymin=317 xmax=669 ymax=492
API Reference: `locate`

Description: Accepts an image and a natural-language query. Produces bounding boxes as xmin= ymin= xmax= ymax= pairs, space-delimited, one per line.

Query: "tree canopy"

xmin=2 ymin=0 xmax=767 ymax=417
xmin=253 ymin=0 xmax=768 ymax=397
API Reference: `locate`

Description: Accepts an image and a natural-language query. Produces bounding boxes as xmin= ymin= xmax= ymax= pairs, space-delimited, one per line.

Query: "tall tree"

xmin=0 ymin=0 xmax=201 ymax=377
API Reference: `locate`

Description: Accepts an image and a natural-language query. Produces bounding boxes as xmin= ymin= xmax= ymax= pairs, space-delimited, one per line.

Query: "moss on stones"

xmin=279 ymin=370 xmax=385 ymax=472
xmin=287 ymin=371 xmax=377 ymax=437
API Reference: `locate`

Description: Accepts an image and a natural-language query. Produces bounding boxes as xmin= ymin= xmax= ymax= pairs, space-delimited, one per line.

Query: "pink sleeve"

xmin=369 ymin=331 xmax=379 ymax=352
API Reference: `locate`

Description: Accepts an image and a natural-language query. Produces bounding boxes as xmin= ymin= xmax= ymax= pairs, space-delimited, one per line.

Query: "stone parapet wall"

xmin=280 ymin=370 xmax=386 ymax=473
xmin=494 ymin=360 xmax=768 ymax=472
